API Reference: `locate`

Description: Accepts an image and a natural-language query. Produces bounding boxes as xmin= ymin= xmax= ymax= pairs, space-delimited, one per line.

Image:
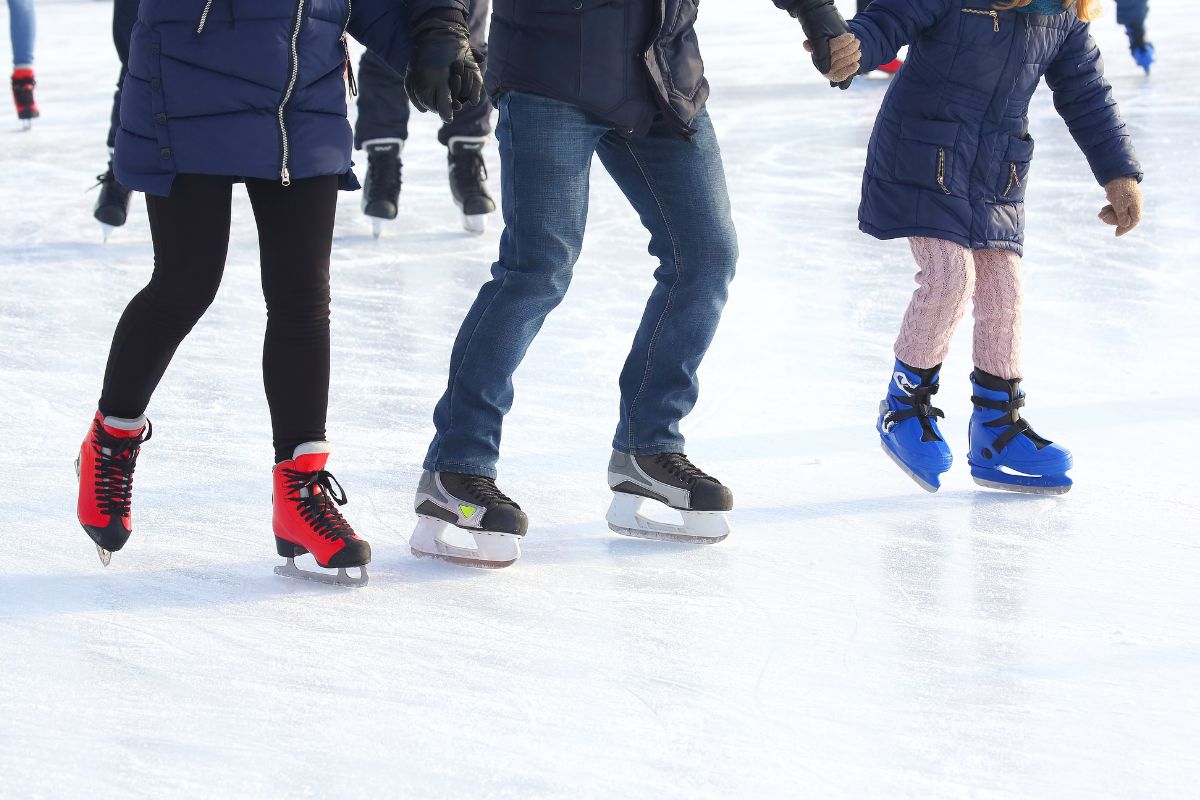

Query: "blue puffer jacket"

xmin=116 ymin=0 xmax=466 ymax=196
xmin=850 ymin=1 xmax=1142 ymax=255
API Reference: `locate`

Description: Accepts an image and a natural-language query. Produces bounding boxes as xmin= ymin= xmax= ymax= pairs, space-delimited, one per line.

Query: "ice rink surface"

xmin=2 ymin=1 xmax=1198 ymax=797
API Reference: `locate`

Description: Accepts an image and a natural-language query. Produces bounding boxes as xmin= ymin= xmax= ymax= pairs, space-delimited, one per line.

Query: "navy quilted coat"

xmin=115 ymin=0 xmax=466 ymax=196
xmin=850 ymin=0 xmax=1142 ymax=255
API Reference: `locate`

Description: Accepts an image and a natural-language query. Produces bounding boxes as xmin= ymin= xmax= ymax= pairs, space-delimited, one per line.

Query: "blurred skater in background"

xmin=73 ymin=0 xmax=482 ymax=586
xmin=816 ymin=0 xmax=1143 ymax=495
xmin=92 ymin=0 xmax=138 ymax=237
xmin=7 ymin=0 xmax=37 ymax=126
xmin=1116 ymin=0 xmax=1153 ymax=73
xmin=356 ymin=0 xmax=494 ymax=236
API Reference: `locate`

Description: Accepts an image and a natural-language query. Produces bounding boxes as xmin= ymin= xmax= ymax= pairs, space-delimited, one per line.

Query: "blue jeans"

xmin=7 ymin=0 xmax=35 ymax=67
xmin=424 ymin=92 xmax=738 ymax=478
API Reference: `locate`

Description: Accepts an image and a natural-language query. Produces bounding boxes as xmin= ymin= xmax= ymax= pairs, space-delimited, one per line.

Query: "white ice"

xmin=2 ymin=1 xmax=1198 ymax=797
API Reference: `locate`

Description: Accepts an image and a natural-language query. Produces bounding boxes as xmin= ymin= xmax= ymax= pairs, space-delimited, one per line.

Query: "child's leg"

xmin=7 ymin=0 xmax=35 ymax=68
xmin=98 ymin=174 xmax=233 ymax=419
xmin=594 ymin=108 xmax=738 ymax=455
xmin=971 ymin=248 xmax=1022 ymax=380
xmin=245 ymin=176 xmax=340 ymax=463
xmin=894 ymin=237 xmax=976 ymax=369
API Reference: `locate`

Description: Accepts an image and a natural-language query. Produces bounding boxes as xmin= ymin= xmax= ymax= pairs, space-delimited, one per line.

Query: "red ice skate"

xmin=272 ymin=443 xmax=371 ymax=587
xmin=11 ymin=69 xmax=39 ymax=128
xmin=75 ymin=411 xmax=151 ymax=565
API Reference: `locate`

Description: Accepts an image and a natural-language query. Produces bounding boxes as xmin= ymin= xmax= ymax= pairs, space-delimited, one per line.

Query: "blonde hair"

xmin=994 ymin=0 xmax=1100 ymax=21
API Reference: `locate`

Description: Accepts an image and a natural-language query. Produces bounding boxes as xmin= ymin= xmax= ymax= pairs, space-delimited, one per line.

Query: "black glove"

xmin=790 ymin=0 xmax=854 ymax=89
xmin=405 ymin=18 xmax=484 ymax=123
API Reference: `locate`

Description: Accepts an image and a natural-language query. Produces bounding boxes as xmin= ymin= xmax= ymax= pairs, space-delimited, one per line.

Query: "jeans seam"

xmin=432 ymin=96 xmax=519 ymax=469
xmin=621 ymin=140 xmax=683 ymax=453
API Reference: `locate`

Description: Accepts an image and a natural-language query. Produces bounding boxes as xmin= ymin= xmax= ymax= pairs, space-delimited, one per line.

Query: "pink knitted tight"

xmin=894 ymin=237 xmax=1023 ymax=380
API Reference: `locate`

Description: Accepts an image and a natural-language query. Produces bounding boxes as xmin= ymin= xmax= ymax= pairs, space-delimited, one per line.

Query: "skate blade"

xmin=880 ymin=440 xmax=941 ymax=493
xmin=462 ymin=214 xmax=487 ymax=235
xmin=971 ymin=476 xmax=1071 ymax=496
xmin=409 ymin=516 xmax=521 ymax=569
xmin=100 ymin=223 xmax=114 ymax=243
xmin=370 ymin=218 xmax=384 ymax=239
xmin=606 ymin=494 xmax=730 ymax=545
xmin=274 ymin=557 xmax=369 ymax=587
xmin=96 ymin=545 xmax=113 ymax=567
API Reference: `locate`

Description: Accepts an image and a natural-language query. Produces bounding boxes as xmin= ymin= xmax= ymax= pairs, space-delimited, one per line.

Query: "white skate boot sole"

xmin=274 ymin=557 xmax=369 ymax=588
xmin=462 ymin=214 xmax=487 ymax=235
xmin=409 ymin=516 xmax=521 ymax=569
xmin=606 ymin=493 xmax=730 ymax=545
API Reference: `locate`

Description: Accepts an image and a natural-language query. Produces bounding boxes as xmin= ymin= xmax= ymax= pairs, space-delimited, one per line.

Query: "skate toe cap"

xmin=81 ymin=520 xmax=132 ymax=552
xmin=690 ymin=479 xmax=734 ymax=512
xmin=325 ymin=538 xmax=372 ymax=568
xmin=482 ymin=504 xmax=529 ymax=536
xmin=462 ymin=196 xmax=497 ymax=216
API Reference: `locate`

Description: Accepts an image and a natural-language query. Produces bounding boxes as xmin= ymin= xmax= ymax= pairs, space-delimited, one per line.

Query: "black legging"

xmin=99 ymin=173 xmax=339 ymax=462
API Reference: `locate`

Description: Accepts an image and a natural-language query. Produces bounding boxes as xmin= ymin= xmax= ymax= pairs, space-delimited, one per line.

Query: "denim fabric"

xmin=354 ymin=0 xmax=491 ymax=148
xmin=7 ymin=0 xmax=35 ymax=67
xmin=424 ymin=92 xmax=738 ymax=478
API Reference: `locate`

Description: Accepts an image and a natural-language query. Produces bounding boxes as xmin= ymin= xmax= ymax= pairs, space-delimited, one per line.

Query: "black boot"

xmin=447 ymin=136 xmax=496 ymax=233
xmin=93 ymin=162 xmax=133 ymax=230
xmin=361 ymin=139 xmax=403 ymax=235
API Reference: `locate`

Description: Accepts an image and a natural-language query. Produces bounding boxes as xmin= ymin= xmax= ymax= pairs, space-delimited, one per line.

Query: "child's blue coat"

xmin=850 ymin=0 xmax=1142 ymax=255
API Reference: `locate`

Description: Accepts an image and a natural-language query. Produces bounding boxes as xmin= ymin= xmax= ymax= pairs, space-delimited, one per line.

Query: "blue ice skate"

xmin=877 ymin=360 xmax=953 ymax=493
xmin=967 ymin=369 xmax=1073 ymax=495
xmin=1126 ymin=24 xmax=1155 ymax=74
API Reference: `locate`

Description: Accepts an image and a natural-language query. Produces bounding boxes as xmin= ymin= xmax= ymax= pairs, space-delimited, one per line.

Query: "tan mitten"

xmin=804 ymin=34 xmax=861 ymax=83
xmin=1098 ymin=176 xmax=1143 ymax=236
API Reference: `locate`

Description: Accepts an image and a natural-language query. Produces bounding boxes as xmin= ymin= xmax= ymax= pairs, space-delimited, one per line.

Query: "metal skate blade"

xmin=370 ymin=218 xmax=384 ymax=239
xmin=100 ymin=224 xmax=114 ymax=243
xmin=20 ymin=119 xmax=32 ymax=131
xmin=606 ymin=494 xmax=729 ymax=545
xmin=409 ymin=547 xmax=517 ymax=569
xmin=409 ymin=517 xmax=522 ymax=568
xmin=462 ymin=214 xmax=487 ymax=235
xmin=96 ymin=545 xmax=113 ymax=567
xmin=880 ymin=441 xmax=940 ymax=493
xmin=972 ymin=476 xmax=1071 ymax=496
xmin=274 ymin=557 xmax=369 ymax=587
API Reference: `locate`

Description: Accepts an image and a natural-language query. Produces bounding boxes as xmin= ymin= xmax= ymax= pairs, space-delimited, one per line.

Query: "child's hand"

xmin=803 ymin=34 xmax=861 ymax=86
xmin=1099 ymin=177 xmax=1143 ymax=236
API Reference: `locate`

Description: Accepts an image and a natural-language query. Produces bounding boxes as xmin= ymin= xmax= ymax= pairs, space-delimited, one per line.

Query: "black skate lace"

xmin=366 ymin=149 xmax=401 ymax=204
xmin=970 ymin=392 xmax=1049 ymax=453
xmin=92 ymin=167 xmax=118 ymax=191
xmin=651 ymin=453 xmax=714 ymax=486
xmin=460 ymin=475 xmax=517 ymax=508
xmin=884 ymin=382 xmax=945 ymax=442
xmin=91 ymin=419 xmax=152 ymax=519
xmin=283 ymin=468 xmax=357 ymax=541
xmin=450 ymin=148 xmax=488 ymax=195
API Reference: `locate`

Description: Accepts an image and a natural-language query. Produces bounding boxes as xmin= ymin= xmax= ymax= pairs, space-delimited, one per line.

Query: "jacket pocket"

xmin=892 ymin=118 xmax=962 ymax=196
xmin=1000 ymin=135 xmax=1034 ymax=201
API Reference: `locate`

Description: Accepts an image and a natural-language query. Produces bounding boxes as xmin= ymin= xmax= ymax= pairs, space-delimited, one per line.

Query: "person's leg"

xmin=971 ymin=248 xmax=1022 ymax=380
xmin=7 ymin=0 xmax=35 ymax=68
xmin=1115 ymin=0 xmax=1149 ymax=27
xmin=99 ymin=175 xmax=233 ymax=418
xmin=107 ymin=0 xmax=138 ymax=151
xmin=894 ymin=237 xmax=976 ymax=370
xmin=424 ymin=92 xmax=607 ymax=477
xmin=438 ymin=0 xmax=493 ymax=145
xmin=354 ymin=49 xmax=410 ymax=149
xmin=244 ymin=176 xmax=339 ymax=463
xmin=593 ymin=110 xmax=738 ymax=455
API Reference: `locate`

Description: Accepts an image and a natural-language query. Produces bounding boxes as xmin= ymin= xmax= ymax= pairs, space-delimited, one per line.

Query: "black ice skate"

xmin=93 ymin=161 xmax=133 ymax=241
xmin=606 ymin=451 xmax=733 ymax=544
xmin=361 ymin=138 xmax=403 ymax=239
xmin=447 ymin=136 xmax=496 ymax=234
xmin=411 ymin=470 xmax=527 ymax=568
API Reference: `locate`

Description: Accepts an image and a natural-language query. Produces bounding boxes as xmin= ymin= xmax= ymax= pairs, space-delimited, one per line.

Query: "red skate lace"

xmin=91 ymin=419 xmax=152 ymax=518
xmin=283 ymin=469 xmax=357 ymax=541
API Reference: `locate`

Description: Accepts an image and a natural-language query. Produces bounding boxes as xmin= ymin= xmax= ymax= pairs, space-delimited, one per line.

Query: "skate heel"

xmin=274 ymin=535 xmax=308 ymax=558
xmin=606 ymin=492 xmax=730 ymax=545
xmin=409 ymin=516 xmax=521 ymax=569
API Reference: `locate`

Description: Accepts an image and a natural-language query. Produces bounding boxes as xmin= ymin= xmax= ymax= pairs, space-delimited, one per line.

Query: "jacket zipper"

xmin=278 ymin=0 xmax=307 ymax=186
xmin=342 ymin=0 xmax=357 ymax=97
xmin=1003 ymin=162 xmax=1021 ymax=197
xmin=936 ymin=148 xmax=951 ymax=195
xmin=962 ymin=8 xmax=1000 ymax=32
xmin=196 ymin=0 xmax=215 ymax=34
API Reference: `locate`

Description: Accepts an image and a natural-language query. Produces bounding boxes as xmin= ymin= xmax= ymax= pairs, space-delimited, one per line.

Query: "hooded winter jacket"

xmin=851 ymin=0 xmax=1142 ymax=255
xmin=115 ymin=0 xmax=467 ymax=196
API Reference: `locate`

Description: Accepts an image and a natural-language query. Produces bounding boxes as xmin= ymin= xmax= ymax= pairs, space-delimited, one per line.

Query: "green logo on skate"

xmin=459 ymin=504 xmax=477 ymax=519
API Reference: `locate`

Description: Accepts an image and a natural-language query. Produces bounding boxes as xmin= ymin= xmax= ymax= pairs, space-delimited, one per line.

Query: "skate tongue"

xmin=291 ymin=442 xmax=333 ymax=475
xmin=99 ymin=412 xmax=147 ymax=439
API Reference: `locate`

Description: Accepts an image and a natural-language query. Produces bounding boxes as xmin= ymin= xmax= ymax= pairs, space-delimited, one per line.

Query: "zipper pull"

xmin=343 ymin=35 xmax=358 ymax=97
xmin=281 ymin=167 xmax=291 ymax=187
xmin=990 ymin=11 xmax=999 ymax=32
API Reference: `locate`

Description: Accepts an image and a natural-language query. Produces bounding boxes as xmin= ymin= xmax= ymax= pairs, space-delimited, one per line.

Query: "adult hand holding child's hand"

xmin=804 ymin=34 xmax=861 ymax=85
